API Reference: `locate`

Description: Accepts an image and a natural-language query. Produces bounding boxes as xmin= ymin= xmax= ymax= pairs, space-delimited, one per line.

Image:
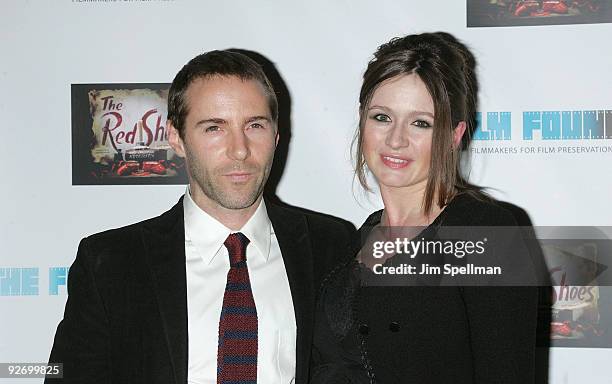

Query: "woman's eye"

xmin=372 ymin=114 xmax=391 ymax=122
xmin=413 ymin=120 xmax=432 ymax=128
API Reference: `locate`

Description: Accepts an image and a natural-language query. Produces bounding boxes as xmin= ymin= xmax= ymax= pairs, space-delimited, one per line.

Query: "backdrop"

xmin=1 ymin=0 xmax=611 ymax=382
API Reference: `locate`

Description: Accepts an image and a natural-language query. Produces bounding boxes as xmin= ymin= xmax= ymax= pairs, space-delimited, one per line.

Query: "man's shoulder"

xmin=265 ymin=200 xmax=357 ymax=272
xmin=79 ymin=198 xmax=183 ymax=259
xmin=266 ymin=200 xmax=356 ymax=237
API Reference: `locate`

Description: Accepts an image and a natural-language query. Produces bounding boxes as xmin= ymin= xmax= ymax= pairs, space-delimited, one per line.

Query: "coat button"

xmin=389 ymin=321 xmax=400 ymax=332
xmin=358 ymin=324 xmax=369 ymax=335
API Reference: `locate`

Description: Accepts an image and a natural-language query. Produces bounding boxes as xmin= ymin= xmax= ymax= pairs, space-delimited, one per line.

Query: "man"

xmin=47 ymin=50 xmax=354 ymax=384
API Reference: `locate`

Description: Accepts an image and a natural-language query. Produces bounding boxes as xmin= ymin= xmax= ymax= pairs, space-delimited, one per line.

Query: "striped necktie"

xmin=217 ymin=232 xmax=258 ymax=384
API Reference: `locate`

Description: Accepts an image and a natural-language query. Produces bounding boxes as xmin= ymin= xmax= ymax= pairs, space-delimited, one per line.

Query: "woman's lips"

xmin=380 ymin=154 xmax=411 ymax=169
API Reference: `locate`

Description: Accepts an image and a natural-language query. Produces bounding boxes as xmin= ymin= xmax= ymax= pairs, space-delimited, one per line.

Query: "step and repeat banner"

xmin=1 ymin=0 xmax=611 ymax=382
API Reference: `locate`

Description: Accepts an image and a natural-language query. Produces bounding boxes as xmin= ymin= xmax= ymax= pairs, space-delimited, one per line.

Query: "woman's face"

xmin=362 ymin=74 xmax=434 ymax=191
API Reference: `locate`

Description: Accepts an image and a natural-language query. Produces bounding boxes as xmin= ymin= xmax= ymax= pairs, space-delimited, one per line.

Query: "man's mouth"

xmin=224 ymin=172 xmax=252 ymax=182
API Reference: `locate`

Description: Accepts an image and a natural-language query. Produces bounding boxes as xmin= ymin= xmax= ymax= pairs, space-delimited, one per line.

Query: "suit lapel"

xmin=141 ymin=198 xmax=188 ymax=384
xmin=266 ymin=201 xmax=314 ymax=383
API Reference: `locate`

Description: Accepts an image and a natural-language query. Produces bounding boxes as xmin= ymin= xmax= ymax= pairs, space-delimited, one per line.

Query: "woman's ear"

xmin=453 ymin=121 xmax=467 ymax=149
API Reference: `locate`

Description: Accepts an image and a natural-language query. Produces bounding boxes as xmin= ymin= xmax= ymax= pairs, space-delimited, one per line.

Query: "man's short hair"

xmin=168 ymin=50 xmax=278 ymax=137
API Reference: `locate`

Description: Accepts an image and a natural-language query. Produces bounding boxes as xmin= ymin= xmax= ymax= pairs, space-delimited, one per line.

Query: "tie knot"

xmin=224 ymin=232 xmax=250 ymax=265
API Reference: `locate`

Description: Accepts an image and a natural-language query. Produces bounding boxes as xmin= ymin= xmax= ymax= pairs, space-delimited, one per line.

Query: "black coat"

xmin=46 ymin=197 xmax=355 ymax=384
xmin=311 ymin=193 xmax=542 ymax=384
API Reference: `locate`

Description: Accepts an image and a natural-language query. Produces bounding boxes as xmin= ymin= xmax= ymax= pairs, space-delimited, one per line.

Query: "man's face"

xmin=169 ymin=75 xmax=278 ymax=211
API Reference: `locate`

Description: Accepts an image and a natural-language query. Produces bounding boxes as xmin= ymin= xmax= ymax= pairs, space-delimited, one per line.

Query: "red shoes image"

xmin=514 ymin=0 xmax=540 ymax=16
xmin=542 ymin=1 xmax=569 ymax=14
xmin=514 ymin=0 xmax=571 ymax=17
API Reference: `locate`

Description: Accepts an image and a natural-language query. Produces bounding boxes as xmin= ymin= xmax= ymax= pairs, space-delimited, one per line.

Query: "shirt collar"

xmin=183 ymin=187 xmax=272 ymax=265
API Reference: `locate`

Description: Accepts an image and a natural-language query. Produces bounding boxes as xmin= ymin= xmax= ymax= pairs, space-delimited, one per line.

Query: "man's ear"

xmin=273 ymin=121 xmax=280 ymax=146
xmin=168 ymin=120 xmax=186 ymax=158
xmin=453 ymin=121 xmax=467 ymax=149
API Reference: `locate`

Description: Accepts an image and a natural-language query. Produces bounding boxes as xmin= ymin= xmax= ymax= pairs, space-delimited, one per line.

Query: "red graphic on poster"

xmin=467 ymin=0 xmax=612 ymax=27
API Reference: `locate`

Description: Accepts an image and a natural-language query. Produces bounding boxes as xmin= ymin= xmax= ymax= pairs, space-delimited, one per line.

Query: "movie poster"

xmin=540 ymin=227 xmax=612 ymax=348
xmin=467 ymin=0 xmax=612 ymax=27
xmin=72 ymin=83 xmax=187 ymax=185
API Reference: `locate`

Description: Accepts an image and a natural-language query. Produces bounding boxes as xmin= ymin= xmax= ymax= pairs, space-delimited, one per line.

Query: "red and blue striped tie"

xmin=217 ymin=232 xmax=258 ymax=384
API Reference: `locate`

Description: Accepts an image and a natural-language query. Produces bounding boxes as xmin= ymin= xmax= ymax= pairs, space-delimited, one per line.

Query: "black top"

xmin=310 ymin=193 xmax=540 ymax=384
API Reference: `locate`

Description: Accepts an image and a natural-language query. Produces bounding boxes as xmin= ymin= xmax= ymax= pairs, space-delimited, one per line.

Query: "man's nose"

xmin=227 ymin=129 xmax=250 ymax=161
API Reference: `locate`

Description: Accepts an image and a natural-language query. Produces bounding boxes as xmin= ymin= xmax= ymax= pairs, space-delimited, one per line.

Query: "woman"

xmin=311 ymin=32 xmax=540 ymax=384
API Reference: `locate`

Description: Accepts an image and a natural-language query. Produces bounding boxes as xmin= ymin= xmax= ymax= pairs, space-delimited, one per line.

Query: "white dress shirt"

xmin=184 ymin=189 xmax=296 ymax=384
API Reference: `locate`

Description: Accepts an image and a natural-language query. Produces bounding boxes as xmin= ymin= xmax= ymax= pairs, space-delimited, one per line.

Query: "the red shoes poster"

xmin=71 ymin=83 xmax=187 ymax=185
xmin=467 ymin=0 xmax=612 ymax=27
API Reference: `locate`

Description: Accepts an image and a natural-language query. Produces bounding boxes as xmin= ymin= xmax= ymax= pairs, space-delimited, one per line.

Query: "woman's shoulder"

xmin=443 ymin=192 xmax=532 ymax=227
xmin=355 ymin=192 xmax=534 ymax=230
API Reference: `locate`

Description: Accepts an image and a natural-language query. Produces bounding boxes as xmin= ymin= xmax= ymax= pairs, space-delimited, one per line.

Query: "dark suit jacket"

xmin=46 ymin=197 xmax=354 ymax=384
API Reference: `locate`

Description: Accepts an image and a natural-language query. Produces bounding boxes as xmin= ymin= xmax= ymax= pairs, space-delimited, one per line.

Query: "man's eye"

xmin=205 ymin=126 xmax=220 ymax=133
xmin=372 ymin=114 xmax=391 ymax=122
xmin=413 ymin=120 xmax=432 ymax=128
xmin=251 ymin=123 xmax=264 ymax=129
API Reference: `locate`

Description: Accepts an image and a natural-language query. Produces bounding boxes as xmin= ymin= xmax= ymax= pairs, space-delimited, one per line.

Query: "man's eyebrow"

xmin=194 ymin=116 xmax=271 ymax=126
xmin=194 ymin=118 xmax=226 ymax=126
xmin=245 ymin=116 xmax=272 ymax=124
xmin=368 ymin=105 xmax=434 ymax=118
